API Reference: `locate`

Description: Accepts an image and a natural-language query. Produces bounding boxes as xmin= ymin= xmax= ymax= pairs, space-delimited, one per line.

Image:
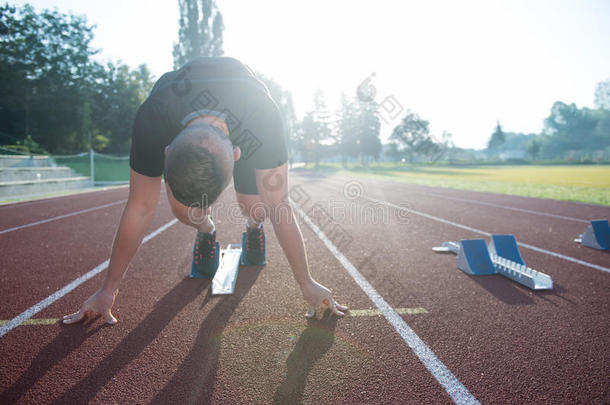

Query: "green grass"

xmin=294 ymin=163 xmax=610 ymax=206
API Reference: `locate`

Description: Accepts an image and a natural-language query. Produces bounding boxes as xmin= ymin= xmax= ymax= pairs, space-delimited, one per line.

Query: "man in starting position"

xmin=63 ymin=57 xmax=348 ymax=325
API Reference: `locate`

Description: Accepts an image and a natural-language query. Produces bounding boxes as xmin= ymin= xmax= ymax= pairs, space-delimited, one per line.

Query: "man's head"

xmin=164 ymin=122 xmax=239 ymax=208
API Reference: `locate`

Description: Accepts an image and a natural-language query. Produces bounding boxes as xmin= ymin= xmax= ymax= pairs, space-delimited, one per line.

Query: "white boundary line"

xmin=320 ymin=174 xmax=608 ymax=208
xmin=416 ymin=192 xmax=590 ymax=224
xmin=293 ymin=201 xmax=480 ymax=405
xmin=0 ymin=199 xmax=127 ymax=235
xmin=0 ymin=184 xmax=128 ymax=208
xmin=321 ymin=176 xmax=594 ymax=224
xmin=363 ymin=195 xmax=610 ymax=274
xmin=0 ymin=219 xmax=178 ymax=338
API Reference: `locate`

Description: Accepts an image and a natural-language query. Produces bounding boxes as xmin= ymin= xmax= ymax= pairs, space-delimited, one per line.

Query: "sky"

xmin=11 ymin=0 xmax=610 ymax=149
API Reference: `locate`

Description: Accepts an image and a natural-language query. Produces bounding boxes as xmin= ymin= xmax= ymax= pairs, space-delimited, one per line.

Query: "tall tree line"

xmin=0 ymin=4 xmax=154 ymax=154
xmin=484 ymin=81 xmax=610 ymax=162
xmin=173 ymin=0 xmax=224 ymax=68
xmin=292 ymin=91 xmax=383 ymax=168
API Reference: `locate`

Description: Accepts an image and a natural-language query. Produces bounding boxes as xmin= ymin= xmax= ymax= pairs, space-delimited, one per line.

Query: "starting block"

xmin=433 ymin=234 xmax=553 ymax=290
xmin=211 ymin=244 xmax=243 ymax=295
xmin=574 ymin=219 xmax=610 ymax=251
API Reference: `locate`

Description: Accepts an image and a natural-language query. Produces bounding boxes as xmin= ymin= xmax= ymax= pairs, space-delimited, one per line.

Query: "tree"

xmin=336 ymin=93 xmax=360 ymax=167
xmin=256 ymin=73 xmax=297 ymax=161
xmin=542 ymin=101 xmax=600 ymax=158
xmin=0 ymin=4 xmax=99 ymax=152
xmin=414 ymin=136 xmax=442 ymax=162
xmin=594 ymin=79 xmax=610 ymax=110
xmin=299 ymin=112 xmax=318 ymax=167
xmin=439 ymin=130 xmax=454 ymax=162
xmin=357 ymin=99 xmax=381 ymax=165
xmin=313 ymin=89 xmax=333 ymax=143
xmin=385 ymin=142 xmax=403 ymax=162
xmin=527 ymin=138 xmax=541 ymax=161
xmin=295 ymin=90 xmax=336 ymax=169
xmin=487 ymin=121 xmax=505 ymax=150
xmin=173 ymin=0 xmax=224 ymax=68
xmin=0 ymin=4 xmax=154 ymax=154
xmin=390 ymin=111 xmax=430 ymax=162
xmin=89 ymin=62 xmax=154 ymax=152
xmin=592 ymin=108 xmax=610 ymax=153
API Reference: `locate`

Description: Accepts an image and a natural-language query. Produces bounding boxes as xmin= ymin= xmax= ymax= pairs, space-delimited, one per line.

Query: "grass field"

xmin=295 ymin=163 xmax=610 ymax=206
xmin=52 ymin=156 xmax=610 ymax=205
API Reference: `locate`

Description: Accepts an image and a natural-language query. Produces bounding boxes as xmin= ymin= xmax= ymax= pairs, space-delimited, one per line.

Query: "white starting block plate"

xmin=211 ymin=244 xmax=242 ymax=295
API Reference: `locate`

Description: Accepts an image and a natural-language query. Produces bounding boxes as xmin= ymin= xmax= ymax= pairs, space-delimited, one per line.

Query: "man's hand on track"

xmin=63 ymin=288 xmax=118 ymax=325
xmin=302 ymin=280 xmax=349 ymax=318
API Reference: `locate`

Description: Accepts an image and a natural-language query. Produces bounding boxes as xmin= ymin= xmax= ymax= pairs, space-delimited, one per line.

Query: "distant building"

xmin=499 ymin=150 xmax=526 ymax=160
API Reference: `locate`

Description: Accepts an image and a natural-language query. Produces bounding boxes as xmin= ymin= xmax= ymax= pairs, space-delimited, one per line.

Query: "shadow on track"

xmin=535 ymin=282 xmax=573 ymax=305
xmin=148 ymin=265 xmax=263 ymax=405
xmin=469 ymin=275 xmax=535 ymax=305
xmin=43 ymin=266 xmax=261 ymax=405
xmin=471 ymin=276 xmax=570 ymax=305
xmin=272 ymin=309 xmax=338 ymax=405
xmin=0 ymin=319 xmax=108 ymax=404
xmin=11 ymin=277 xmax=210 ymax=405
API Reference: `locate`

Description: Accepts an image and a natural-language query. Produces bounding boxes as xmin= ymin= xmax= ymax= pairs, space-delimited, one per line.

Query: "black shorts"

xmin=233 ymin=158 xmax=260 ymax=195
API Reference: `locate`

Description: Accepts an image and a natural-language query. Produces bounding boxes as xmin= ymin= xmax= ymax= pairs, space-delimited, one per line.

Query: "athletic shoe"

xmin=190 ymin=231 xmax=220 ymax=278
xmin=241 ymin=224 xmax=266 ymax=265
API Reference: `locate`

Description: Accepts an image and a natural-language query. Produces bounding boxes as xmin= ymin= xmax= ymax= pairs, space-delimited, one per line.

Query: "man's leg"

xmin=235 ymin=191 xmax=267 ymax=227
xmin=166 ymin=183 xmax=219 ymax=277
xmin=236 ymin=191 xmax=267 ymax=265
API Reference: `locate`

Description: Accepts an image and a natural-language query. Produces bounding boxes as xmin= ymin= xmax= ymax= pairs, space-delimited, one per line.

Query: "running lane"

xmin=0 ymin=187 xmax=172 ymax=319
xmin=311 ymin=174 xmax=610 ymax=269
xmin=0 ymin=186 xmax=129 ymax=232
xmin=1 ymin=184 xmax=457 ymax=404
xmin=2 ymin=174 xmax=608 ymax=404
xmin=288 ymin=173 xmax=609 ymax=404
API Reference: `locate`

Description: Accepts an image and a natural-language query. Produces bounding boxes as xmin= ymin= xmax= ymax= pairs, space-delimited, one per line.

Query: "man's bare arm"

xmin=101 ymin=169 xmax=161 ymax=291
xmin=63 ymin=169 xmax=161 ymax=324
xmin=256 ymin=164 xmax=348 ymax=317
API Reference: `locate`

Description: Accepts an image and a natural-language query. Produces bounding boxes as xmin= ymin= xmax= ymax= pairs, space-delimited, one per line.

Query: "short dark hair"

xmin=164 ymin=125 xmax=229 ymax=207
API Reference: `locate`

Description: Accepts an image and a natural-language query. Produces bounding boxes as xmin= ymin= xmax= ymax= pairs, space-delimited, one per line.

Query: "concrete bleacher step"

xmin=0 ymin=155 xmax=54 ymax=168
xmin=0 ymin=167 xmax=73 ymax=182
xmin=0 ymin=154 xmax=91 ymax=199
xmin=0 ymin=177 xmax=91 ymax=199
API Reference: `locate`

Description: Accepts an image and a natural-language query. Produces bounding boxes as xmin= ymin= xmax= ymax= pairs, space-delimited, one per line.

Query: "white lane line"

xmin=416 ymin=192 xmax=590 ymax=224
xmin=363 ymin=195 xmax=610 ymax=274
xmin=321 ymin=176 xmax=593 ymax=224
xmin=0 ymin=219 xmax=178 ymax=338
xmin=0 ymin=199 xmax=127 ymax=235
xmin=0 ymin=184 xmax=128 ymax=209
xmin=293 ymin=201 xmax=480 ymax=405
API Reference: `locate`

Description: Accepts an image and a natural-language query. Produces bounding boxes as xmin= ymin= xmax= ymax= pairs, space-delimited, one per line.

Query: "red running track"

xmin=0 ymin=174 xmax=608 ymax=404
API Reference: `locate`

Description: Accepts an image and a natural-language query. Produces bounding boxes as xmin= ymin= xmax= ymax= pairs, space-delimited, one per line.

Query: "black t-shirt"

xmin=129 ymin=57 xmax=288 ymax=180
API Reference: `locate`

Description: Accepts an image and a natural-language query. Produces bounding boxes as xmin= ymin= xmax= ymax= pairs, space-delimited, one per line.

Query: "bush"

xmin=0 ymin=136 xmax=48 ymax=155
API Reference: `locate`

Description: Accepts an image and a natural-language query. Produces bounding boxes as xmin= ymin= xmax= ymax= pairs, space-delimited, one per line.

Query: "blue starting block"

xmin=575 ymin=219 xmax=610 ymax=251
xmin=488 ymin=234 xmax=525 ymax=265
xmin=457 ymin=239 xmax=496 ymax=275
xmin=433 ymin=234 xmax=553 ymax=290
